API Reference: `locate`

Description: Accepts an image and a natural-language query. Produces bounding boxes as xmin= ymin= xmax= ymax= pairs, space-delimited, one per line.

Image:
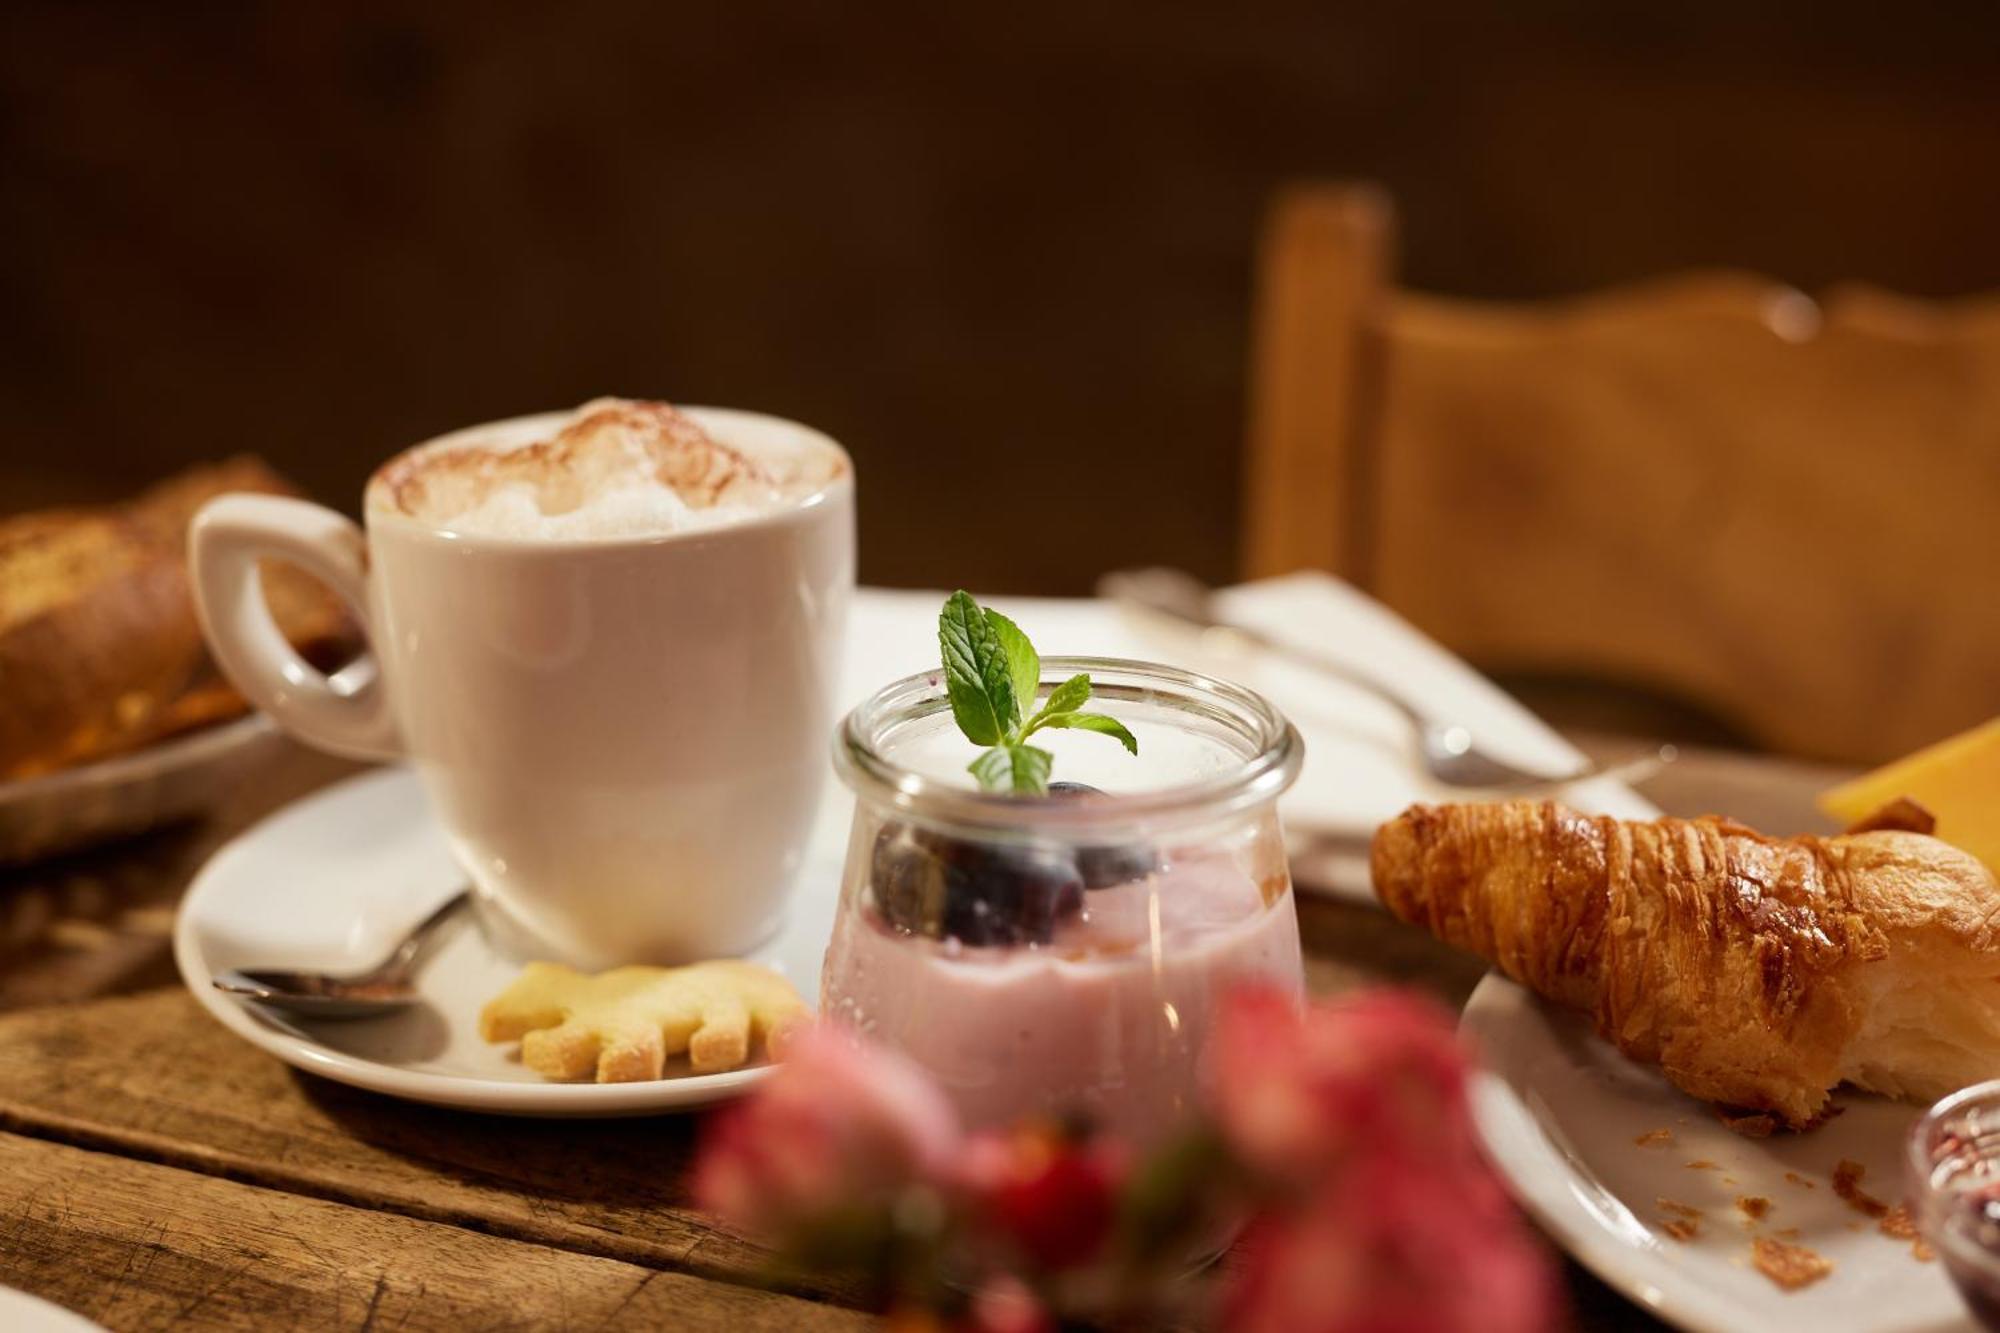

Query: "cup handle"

xmin=189 ymin=494 xmax=401 ymax=761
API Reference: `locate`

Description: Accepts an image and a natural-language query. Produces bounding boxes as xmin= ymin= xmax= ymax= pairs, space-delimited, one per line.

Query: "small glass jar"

xmin=822 ymin=657 xmax=1305 ymax=1147
xmin=1909 ymin=1080 xmax=2000 ymax=1328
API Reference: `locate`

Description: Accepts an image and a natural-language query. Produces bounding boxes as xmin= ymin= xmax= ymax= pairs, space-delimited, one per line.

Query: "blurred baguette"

xmin=0 ymin=510 xmax=204 ymax=779
xmin=0 ymin=456 xmax=357 ymax=779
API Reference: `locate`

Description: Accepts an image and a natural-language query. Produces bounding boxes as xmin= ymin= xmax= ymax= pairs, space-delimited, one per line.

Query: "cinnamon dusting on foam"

xmin=372 ymin=398 xmax=842 ymax=540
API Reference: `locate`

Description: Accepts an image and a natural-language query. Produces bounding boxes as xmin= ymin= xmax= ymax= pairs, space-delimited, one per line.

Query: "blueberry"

xmin=870 ymin=823 xmax=949 ymax=936
xmin=940 ymin=842 xmax=1084 ymax=945
xmin=1074 ymin=842 xmax=1159 ymax=890
xmin=1044 ymin=783 xmax=1161 ymax=889
xmin=869 ymin=823 xmax=1083 ymax=946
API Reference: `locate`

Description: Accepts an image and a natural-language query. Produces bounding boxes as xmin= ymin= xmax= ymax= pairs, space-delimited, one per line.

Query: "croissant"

xmin=1373 ymin=801 xmax=2000 ymax=1127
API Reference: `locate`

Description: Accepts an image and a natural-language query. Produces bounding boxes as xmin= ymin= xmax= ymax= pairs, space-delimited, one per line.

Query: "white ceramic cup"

xmin=190 ymin=407 xmax=854 ymax=968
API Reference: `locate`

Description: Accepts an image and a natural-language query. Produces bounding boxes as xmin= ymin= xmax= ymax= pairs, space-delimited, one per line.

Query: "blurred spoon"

xmin=213 ymin=889 xmax=470 ymax=1020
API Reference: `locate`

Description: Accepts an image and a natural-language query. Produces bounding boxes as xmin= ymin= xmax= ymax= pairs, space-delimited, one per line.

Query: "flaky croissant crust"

xmin=1373 ymin=801 xmax=2000 ymax=1127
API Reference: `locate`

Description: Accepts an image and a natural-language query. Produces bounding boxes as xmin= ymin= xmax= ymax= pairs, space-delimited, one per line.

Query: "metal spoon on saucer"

xmin=212 ymin=889 xmax=471 ymax=1020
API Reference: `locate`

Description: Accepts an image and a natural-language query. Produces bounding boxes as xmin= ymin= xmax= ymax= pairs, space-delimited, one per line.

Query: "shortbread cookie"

xmin=479 ymin=959 xmax=808 ymax=1082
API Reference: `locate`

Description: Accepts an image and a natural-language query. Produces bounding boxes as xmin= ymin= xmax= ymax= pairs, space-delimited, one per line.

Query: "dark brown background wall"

xmin=4 ymin=2 xmax=1998 ymax=592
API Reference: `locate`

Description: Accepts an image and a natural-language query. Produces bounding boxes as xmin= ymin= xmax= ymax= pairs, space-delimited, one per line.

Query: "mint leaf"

xmin=939 ymin=591 xmax=1014 ymax=745
xmin=984 ymin=609 xmax=1039 ymax=724
xmin=935 ymin=592 xmax=1136 ymax=792
xmin=1022 ymin=673 xmax=1092 ymax=733
xmin=1048 ymin=673 xmax=1092 ymax=714
xmin=1009 ymin=744 xmax=1054 ymax=793
xmin=968 ymin=743 xmax=1054 ymax=794
xmin=1036 ymin=712 xmax=1139 ymax=755
xmin=967 ymin=747 xmax=1013 ymax=790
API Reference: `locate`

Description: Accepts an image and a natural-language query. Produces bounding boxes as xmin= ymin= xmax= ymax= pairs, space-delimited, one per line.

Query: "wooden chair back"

xmin=1242 ymin=184 xmax=2000 ymax=763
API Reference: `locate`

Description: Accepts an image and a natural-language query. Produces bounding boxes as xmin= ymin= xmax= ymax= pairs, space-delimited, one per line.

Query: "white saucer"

xmin=1465 ymin=974 xmax=1971 ymax=1333
xmin=0 ymin=1287 xmax=104 ymax=1333
xmin=174 ymin=766 xmax=843 ymax=1116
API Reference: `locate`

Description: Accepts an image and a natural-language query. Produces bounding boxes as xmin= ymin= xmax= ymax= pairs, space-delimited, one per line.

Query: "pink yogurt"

xmin=820 ymin=850 xmax=1303 ymax=1146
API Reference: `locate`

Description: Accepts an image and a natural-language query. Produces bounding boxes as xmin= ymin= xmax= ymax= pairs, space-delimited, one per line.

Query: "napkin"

xmin=836 ymin=575 xmax=1658 ymax=903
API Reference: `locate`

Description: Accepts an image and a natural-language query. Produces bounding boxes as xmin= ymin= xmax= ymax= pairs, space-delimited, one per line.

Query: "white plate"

xmin=174 ymin=766 xmax=842 ymax=1116
xmin=0 ymin=1286 xmax=104 ymax=1332
xmin=0 ymin=713 xmax=284 ymax=865
xmin=1464 ymin=973 xmax=1973 ymax=1332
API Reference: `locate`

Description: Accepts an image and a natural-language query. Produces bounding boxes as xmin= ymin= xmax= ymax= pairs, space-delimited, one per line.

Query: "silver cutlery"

xmin=1100 ymin=567 xmax=1675 ymax=790
xmin=212 ymin=888 xmax=471 ymax=1019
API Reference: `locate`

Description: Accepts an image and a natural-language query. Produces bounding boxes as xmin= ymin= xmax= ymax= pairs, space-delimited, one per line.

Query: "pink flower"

xmin=693 ymin=1024 xmax=962 ymax=1234
xmin=1211 ymin=984 xmax=1561 ymax=1333
xmin=960 ymin=1123 xmax=1130 ymax=1271
xmin=1222 ymin=1151 xmax=1561 ymax=1333
xmin=956 ymin=1274 xmax=1055 ymax=1333
xmin=1208 ymin=985 xmax=1477 ymax=1185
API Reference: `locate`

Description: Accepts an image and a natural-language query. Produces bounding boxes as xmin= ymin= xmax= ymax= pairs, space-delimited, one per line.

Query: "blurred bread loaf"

xmin=0 ymin=456 xmax=356 ymax=780
xmin=0 ymin=510 xmax=203 ymax=778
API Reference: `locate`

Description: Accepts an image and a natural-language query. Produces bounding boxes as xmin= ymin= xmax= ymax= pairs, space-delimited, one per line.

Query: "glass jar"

xmin=1909 ymin=1079 xmax=2000 ymax=1329
xmin=822 ymin=657 xmax=1305 ymax=1148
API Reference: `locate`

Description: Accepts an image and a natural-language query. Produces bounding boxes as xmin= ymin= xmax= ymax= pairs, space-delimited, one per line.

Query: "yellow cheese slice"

xmin=1819 ymin=717 xmax=2000 ymax=875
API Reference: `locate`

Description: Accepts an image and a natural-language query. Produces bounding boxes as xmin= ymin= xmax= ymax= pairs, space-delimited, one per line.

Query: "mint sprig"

xmin=937 ymin=590 xmax=1138 ymax=795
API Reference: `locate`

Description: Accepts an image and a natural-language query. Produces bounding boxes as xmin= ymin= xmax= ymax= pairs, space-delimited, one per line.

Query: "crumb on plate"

xmin=1717 ymin=1108 xmax=1780 ymax=1138
xmin=1832 ymin=1159 xmax=1889 ymax=1219
xmin=1737 ymin=1196 xmax=1772 ymax=1222
xmin=1634 ymin=1128 xmax=1674 ymax=1147
xmin=1880 ymin=1204 xmax=1935 ymax=1262
xmin=1752 ymin=1237 xmax=1834 ymax=1291
xmin=1879 ymin=1205 xmax=1919 ymax=1241
xmin=1784 ymin=1171 xmax=1816 ymax=1190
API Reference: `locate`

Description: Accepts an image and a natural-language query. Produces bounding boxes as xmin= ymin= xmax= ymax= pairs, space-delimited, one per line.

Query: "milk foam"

xmin=373 ymin=399 xmax=842 ymax=541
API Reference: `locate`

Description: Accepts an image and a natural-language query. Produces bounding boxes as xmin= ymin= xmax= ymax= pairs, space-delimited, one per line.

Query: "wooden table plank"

xmin=1 ymin=982 xmax=1655 ymax=1330
xmin=0 ymin=1131 xmax=870 ymax=1331
xmin=0 ymin=745 xmax=360 ymax=1012
xmin=0 ymin=990 xmax=859 ymax=1303
xmin=0 ymin=933 xmax=1497 ymax=1316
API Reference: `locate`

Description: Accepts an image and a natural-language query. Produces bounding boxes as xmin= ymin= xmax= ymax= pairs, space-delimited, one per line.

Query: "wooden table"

xmin=0 ymin=735 xmax=1852 ymax=1330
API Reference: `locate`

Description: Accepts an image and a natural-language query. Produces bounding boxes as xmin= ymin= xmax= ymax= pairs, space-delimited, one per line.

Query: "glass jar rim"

xmin=833 ymin=656 xmax=1303 ymax=836
xmin=1906 ymin=1078 xmax=2000 ymax=1275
